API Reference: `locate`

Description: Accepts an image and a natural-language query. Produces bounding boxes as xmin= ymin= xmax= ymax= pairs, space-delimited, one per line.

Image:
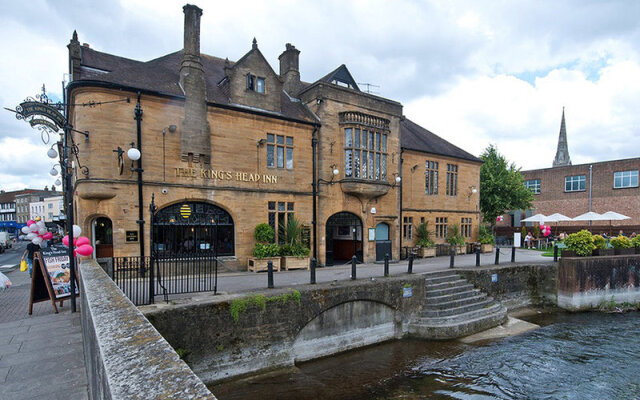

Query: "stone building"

xmin=66 ymin=4 xmax=481 ymax=268
xmin=15 ymin=187 xmax=58 ymax=224
xmin=499 ymin=110 xmax=640 ymax=233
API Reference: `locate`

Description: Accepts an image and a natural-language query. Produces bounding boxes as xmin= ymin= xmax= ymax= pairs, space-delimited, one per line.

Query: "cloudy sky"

xmin=1 ymin=0 xmax=639 ymax=191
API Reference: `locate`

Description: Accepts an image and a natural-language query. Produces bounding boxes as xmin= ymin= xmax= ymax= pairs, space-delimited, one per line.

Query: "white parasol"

xmin=571 ymin=211 xmax=606 ymax=222
xmin=521 ymin=213 xmax=548 ymax=223
xmin=601 ymin=211 xmax=631 ymax=236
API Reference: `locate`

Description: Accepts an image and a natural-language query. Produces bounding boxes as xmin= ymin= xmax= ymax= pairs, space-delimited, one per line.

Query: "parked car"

xmin=0 ymin=232 xmax=11 ymax=250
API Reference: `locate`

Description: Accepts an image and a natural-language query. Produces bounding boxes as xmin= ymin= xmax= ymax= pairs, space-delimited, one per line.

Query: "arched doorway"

xmin=152 ymin=202 xmax=234 ymax=258
xmin=325 ymin=212 xmax=362 ymax=266
xmin=375 ymin=222 xmax=392 ymax=261
xmin=92 ymin=217 xmax=113 ymax=258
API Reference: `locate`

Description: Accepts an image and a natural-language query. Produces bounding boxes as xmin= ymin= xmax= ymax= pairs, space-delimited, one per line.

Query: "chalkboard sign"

xmin=29 ymin=245 xmax=78 ymax=314
xmin=126 ymin=230 xmax=139 ymax=242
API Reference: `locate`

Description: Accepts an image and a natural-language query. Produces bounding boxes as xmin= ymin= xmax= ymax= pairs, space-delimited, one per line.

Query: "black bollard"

xmin=351 ymin=255 xmax=357 ymax=280
xmin=495 ymin=246 xmax=500 ymax=265
xmin=384 ymin=253 xmax=390 ymax=277
xmin=553 ymin=245 xmax=558 ymax=262
xmin=476 ymin=247 xmax=481 ymax=267
xmin=511 ymin=246 xmax=516 ymax=263
xmin=310 ymin=257 xmax=316 ymax=284
xmin=267 ymin=260 xmax=274 ymax=289
xmin=449 ymin=248 xmax=455 ymax=268
xmin=408 ymin=252 xmax=414 ymax=274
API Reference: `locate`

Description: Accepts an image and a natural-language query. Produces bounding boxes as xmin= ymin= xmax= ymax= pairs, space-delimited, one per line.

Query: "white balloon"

xmin=26 ymin=232 xmax=36 ymax=239
xmin=37 ymin=220 xmax=45 ymax=228
xmin=38 ymin=228 xmax=47 ymax=235
xmin=73 ymin=225 xmax=82 ymax=237
xmin=30 ymin=225 xmax=39 ymax=232
xmin=32 ymin=237 xmax=43 ymax=245
xmin=539 ymin=221 xmax=544 ymax=226
xmin=21 ymin=226 xmax=30 ymax=234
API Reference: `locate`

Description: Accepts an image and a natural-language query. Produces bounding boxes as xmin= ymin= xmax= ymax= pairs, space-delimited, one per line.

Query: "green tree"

xmin=479 ymin=145 xmax=533 ymax=227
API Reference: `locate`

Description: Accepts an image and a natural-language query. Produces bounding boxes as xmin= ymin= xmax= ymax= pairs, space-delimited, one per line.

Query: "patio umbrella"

xmin=572 ymin=211 xmax=607 ymax=231
xmin=546 ymin=213 xmax=572 ymax=235
xmin=521 ymin=214 xmax=548 ymax=223
xmin=601 ymin=211 xmax=631 ymax=236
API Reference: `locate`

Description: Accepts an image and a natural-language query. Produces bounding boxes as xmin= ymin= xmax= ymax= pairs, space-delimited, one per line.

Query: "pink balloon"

xmin=73 ymin=249 xmax=77 ymax=257
xmin=43 ymin=232 xmax=53 ymax=240
xmin=62 ymin=235 xmax=69 ymax=247
xmin=76 ymin=244 xmax=94 ymax=257
xmin=76 ymin=236 xmax=90 ymax=247
xmin=27 ymin=220 xmax=35 ymax=226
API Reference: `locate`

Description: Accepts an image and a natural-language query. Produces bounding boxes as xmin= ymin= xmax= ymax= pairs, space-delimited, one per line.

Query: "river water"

xmin=211 ymin=311 xmax=640 ymax=399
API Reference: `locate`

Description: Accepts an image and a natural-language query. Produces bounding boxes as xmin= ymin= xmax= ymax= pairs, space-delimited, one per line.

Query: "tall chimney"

xmin=180 ymin=4 xmax=210 ymax=165
xmin=279 ymin=43 xmax=301 ymax=95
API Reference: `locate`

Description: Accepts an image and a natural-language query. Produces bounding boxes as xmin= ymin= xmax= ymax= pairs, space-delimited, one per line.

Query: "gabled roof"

xmin=74 ymin=45 xmax=317 ymax=124
xmin=400 ymin=118 xmax=482 ymax=163
xmin=318 ymin=64 xmax=360 ymax=91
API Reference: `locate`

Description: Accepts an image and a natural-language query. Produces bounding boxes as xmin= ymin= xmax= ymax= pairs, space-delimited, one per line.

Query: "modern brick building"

xmin=66 ymin=4 xmax=481 ymax=268
xmin=499 ymin=109 xmax=640 ymax=234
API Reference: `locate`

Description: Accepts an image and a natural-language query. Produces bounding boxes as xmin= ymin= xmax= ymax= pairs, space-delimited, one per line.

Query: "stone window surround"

xmin=268 ymin=201 xmax=294 ymax=245
xmin=266 ymin=133 xmax=293 ymax=169
xmin=425 ymin=160 xmax=439 ymax=195
xmin=403 ymin=216 xmax=413 ymax=240
xmin=446 ymin=163 xmax=458 ymax=197
xmin=246 ymin=73 xmax=266 ymax=94
xmin=435 ymin=217 xmax=448 ymax=238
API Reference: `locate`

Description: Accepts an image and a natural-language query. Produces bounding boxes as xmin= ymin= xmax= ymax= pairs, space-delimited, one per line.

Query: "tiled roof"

xmin=76 ymin=47 xmax=317 ymax=123
xmin=400 ymin=118 xmax=482 ymax=163
xmin=0 ymin=189 xmax=40 ymax=204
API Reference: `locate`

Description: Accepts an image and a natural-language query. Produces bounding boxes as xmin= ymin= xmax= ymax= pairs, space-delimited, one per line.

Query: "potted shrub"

xmin=478 ymin=225 xmax=495 ymax=253
xmin=280 ymin=217 xmax=310 ymax=270
xmin=414 ymin=222 xmax=435 ymax=258
xmin=447 ymin=224 xmax=466 ymax=255
xmin=610 ymin=235 xmax=634 ymax=255
xmin=563 ymin=230 xmax=595 ymax=257
xmin=248 ymin=223 xmax=281 ymax=272
xmin=632 ymin=236 xmax=640 ymax=254
xmin=592 ymin=234 xmax=613 ymax=256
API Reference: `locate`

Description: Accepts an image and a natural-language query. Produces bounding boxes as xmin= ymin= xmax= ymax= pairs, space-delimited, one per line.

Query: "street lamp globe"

xmin=395 ymin=176 xmax=402 ymax=184
xmin=47 ymin=147 xmax=58 ymax=159
xmin=332 ymin=168 xmax=339 ymax=176
xmin=127 ymin=147 xmax=141 ymax=161
xmin=49 ymin=167 xmax=58 ymax=176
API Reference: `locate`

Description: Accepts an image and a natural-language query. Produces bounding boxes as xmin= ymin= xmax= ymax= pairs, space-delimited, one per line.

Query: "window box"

xmin=247 ymin=257 xmax=281 ymax=273
xmin=281 ymin=256 xmax=309 ymax=270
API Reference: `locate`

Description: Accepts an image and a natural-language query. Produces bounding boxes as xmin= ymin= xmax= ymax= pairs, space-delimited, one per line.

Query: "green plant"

xmin=230 ymin=290 xmax=301 ymax=322
xmin=252 ymin=243 xmax=280 ymax=258
xmin=631 ymin=236 xmax=640 ymax=248
xmin=283 ymin=216 xmax=303 ymax=246
xmin=610 ymin=235 xmax=632 ymax=249
xmin=592 ymin=234 xmax=606 ymax=249
xmin=565 ymin=230 xmax=596 ymax=256
xmin=533 ymin=225 xmax=540 ymax=238
xmin=279 ymin=243 xmax=310 ymax=258
xmin=403 ymin=283 xmax=412 ymax=289
xmin=254 ymin=223 xmax=275 ymax=244
xmin=478 ymin=225 xmax=495 ymax=245
xmin=175 ymin=347 xmax=190 ymax=360
xmin=446 ymin=224 xmax=465 ymax=246
xmin=415 ymin=222 xmax=434 ymax=248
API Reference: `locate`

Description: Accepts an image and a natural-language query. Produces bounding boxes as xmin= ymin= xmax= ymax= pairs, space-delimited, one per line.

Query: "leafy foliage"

xmin=478 ymin=225 xmax=495 ymax=244
xmin=254 ymin=223 xmax=275 ymax=244
xmin=610 ymin=235 xmax=632 ymax=249
xmin=280 ymin=216 xmax=310 ymax=256
xmin=279 ymin=243 xmax=310 ymax=257
xmin=252 ymin=243 xmax=280 ymax=258
xmin=632 ymin=236 xmax=640 ymax=248
xmin=479 ymin=145 xmax=533 ymax=226
xmin=592 ymin=234 xmax=606 ymax=250
xmin=446 ymin=224 xmax=466 ymax=246
xmin=230 ymin=290 xmax=301 ymax=323
xmin=565 ymin=230 xmax=596 ymax=256
xmin=415 ymin=222 xmax=434 ymax=248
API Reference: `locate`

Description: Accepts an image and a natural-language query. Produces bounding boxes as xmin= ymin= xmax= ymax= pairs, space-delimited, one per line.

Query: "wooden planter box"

xmin=593 ymin=248 xmax=614 ymax=256
xmin=417 ymin=247 xmax=436 ymax=258
xmin=455 ymin=245 xmax=466 ymax=255
xmin=481 ymin=244 xmax=494 ymax=253
xmin=561 ymin=249 xmax=577 ymax=257
xmin=614 ymin=248 xmax=635 ymax=256
xmin=281 ymin=256 xmax=309 ymax=270
xmin=247 ymin=257 xmax=281 ymax=273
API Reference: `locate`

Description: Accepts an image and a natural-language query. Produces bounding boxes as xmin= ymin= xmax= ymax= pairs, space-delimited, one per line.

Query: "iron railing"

xmin=112 ymin=256 xmax=151 ymax=306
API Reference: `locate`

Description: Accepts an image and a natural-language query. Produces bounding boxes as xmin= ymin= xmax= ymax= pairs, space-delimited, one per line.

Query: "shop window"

xmin=425 ymin=161 xmax=439 ymax=195
xmin=565 ymin=175 xmax=585 ymax=192
xmin=403 ymin=216 xmax=413 ymax=240
xmin=446 ymin=164 xmax=458 ymax=196
xmin=268 ymin=201 xmax=294 ymax=244
xmin=461 ymin=217 xmax=472 ymax=238
xmin=266 ymin=134 xmax=293 ymax=169
xmin=614 ymin=170 xmax=638 ymax=189
xmin=525 ymin=179 xmax=541 ymax=194
xmin=435 ymin=217 xmax=448 ymax=238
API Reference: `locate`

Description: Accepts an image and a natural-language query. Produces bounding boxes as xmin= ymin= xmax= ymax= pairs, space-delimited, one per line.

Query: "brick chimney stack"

xmin=180 ymin=4 xmax=211 ymax=165
xmin=279 ymin=43 xmax=301 ymax=95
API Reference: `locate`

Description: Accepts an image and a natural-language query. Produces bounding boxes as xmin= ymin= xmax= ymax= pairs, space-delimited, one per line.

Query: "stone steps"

xmin=408 ymin=272 xmax=507 ymax=340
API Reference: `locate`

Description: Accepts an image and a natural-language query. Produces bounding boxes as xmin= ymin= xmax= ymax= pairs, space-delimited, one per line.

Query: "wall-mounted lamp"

xmin=47 ymin=144 xmax=58 ymax=159
xmin=113 ymin=142 xmax=142 ymax=175
xmin=468 ymin=185 xmax=478 ymax=199
xmin=49 ymin=164 xmax=61 ymax=176
xmin=257 ymin=138 xmax=267 ymax=147
xmin=318 ymin=164 xmax=340 ymax=186
xmin=392 ymin=173 xmax=402 ymax=187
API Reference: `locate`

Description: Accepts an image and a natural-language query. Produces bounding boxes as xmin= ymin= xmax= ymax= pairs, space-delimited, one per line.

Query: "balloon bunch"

xmin=539 ymin=222 xmax=551 ymax=237
xmin=21 ymin=219 xmax=53 ymax=247
xmin=62 ymin=224 xmax=94 ymax=257
xmin=496 ymin=216 xmax=504 ymax=222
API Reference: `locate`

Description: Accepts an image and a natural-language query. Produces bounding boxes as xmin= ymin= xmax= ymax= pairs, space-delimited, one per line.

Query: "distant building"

xmin=15 ymin=186 xmax=58 ymax=224
xmin=0 ymin=188 xmax=55 ymax=234
xmin=499 ymin=110 xmax=640 ymax=234
xmin=43 ymin=195 xmax=64 ymax=222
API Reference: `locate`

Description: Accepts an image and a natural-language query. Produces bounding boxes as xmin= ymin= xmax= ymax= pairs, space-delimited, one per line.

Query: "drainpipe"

xmin=399 ymin=148 xmax=404 ymax=259
xmin=134 ymin=93 xmax=145 ymax=260
xmin=589 ymin=165 xmax=593 ymax=226
xmin=311 ymin=125 xmax=318 ymax=261
xmin=63 ymin=79 xmax=76 ymax=313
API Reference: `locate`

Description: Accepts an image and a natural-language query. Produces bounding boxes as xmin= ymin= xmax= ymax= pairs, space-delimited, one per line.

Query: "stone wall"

xmin=458 ymin=263 xmax=558 ymax=310
xmin=143 ymin=274 xmax=426 ymax=384
xmin=79 ymin=258 xmax=215 ymax=400
xmin=558 ymin=255 xmax=640 ymax=310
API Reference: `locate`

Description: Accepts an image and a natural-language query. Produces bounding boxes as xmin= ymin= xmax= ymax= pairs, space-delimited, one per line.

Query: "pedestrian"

xmin=21 ymin=241 xmax=40 ymax=278
xmin=524 ymin=232 xmax=533 ymax=249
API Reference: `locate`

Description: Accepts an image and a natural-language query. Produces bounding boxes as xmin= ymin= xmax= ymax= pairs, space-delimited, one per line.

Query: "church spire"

xmin=552 ymin=107 xmax=571 ymax=167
